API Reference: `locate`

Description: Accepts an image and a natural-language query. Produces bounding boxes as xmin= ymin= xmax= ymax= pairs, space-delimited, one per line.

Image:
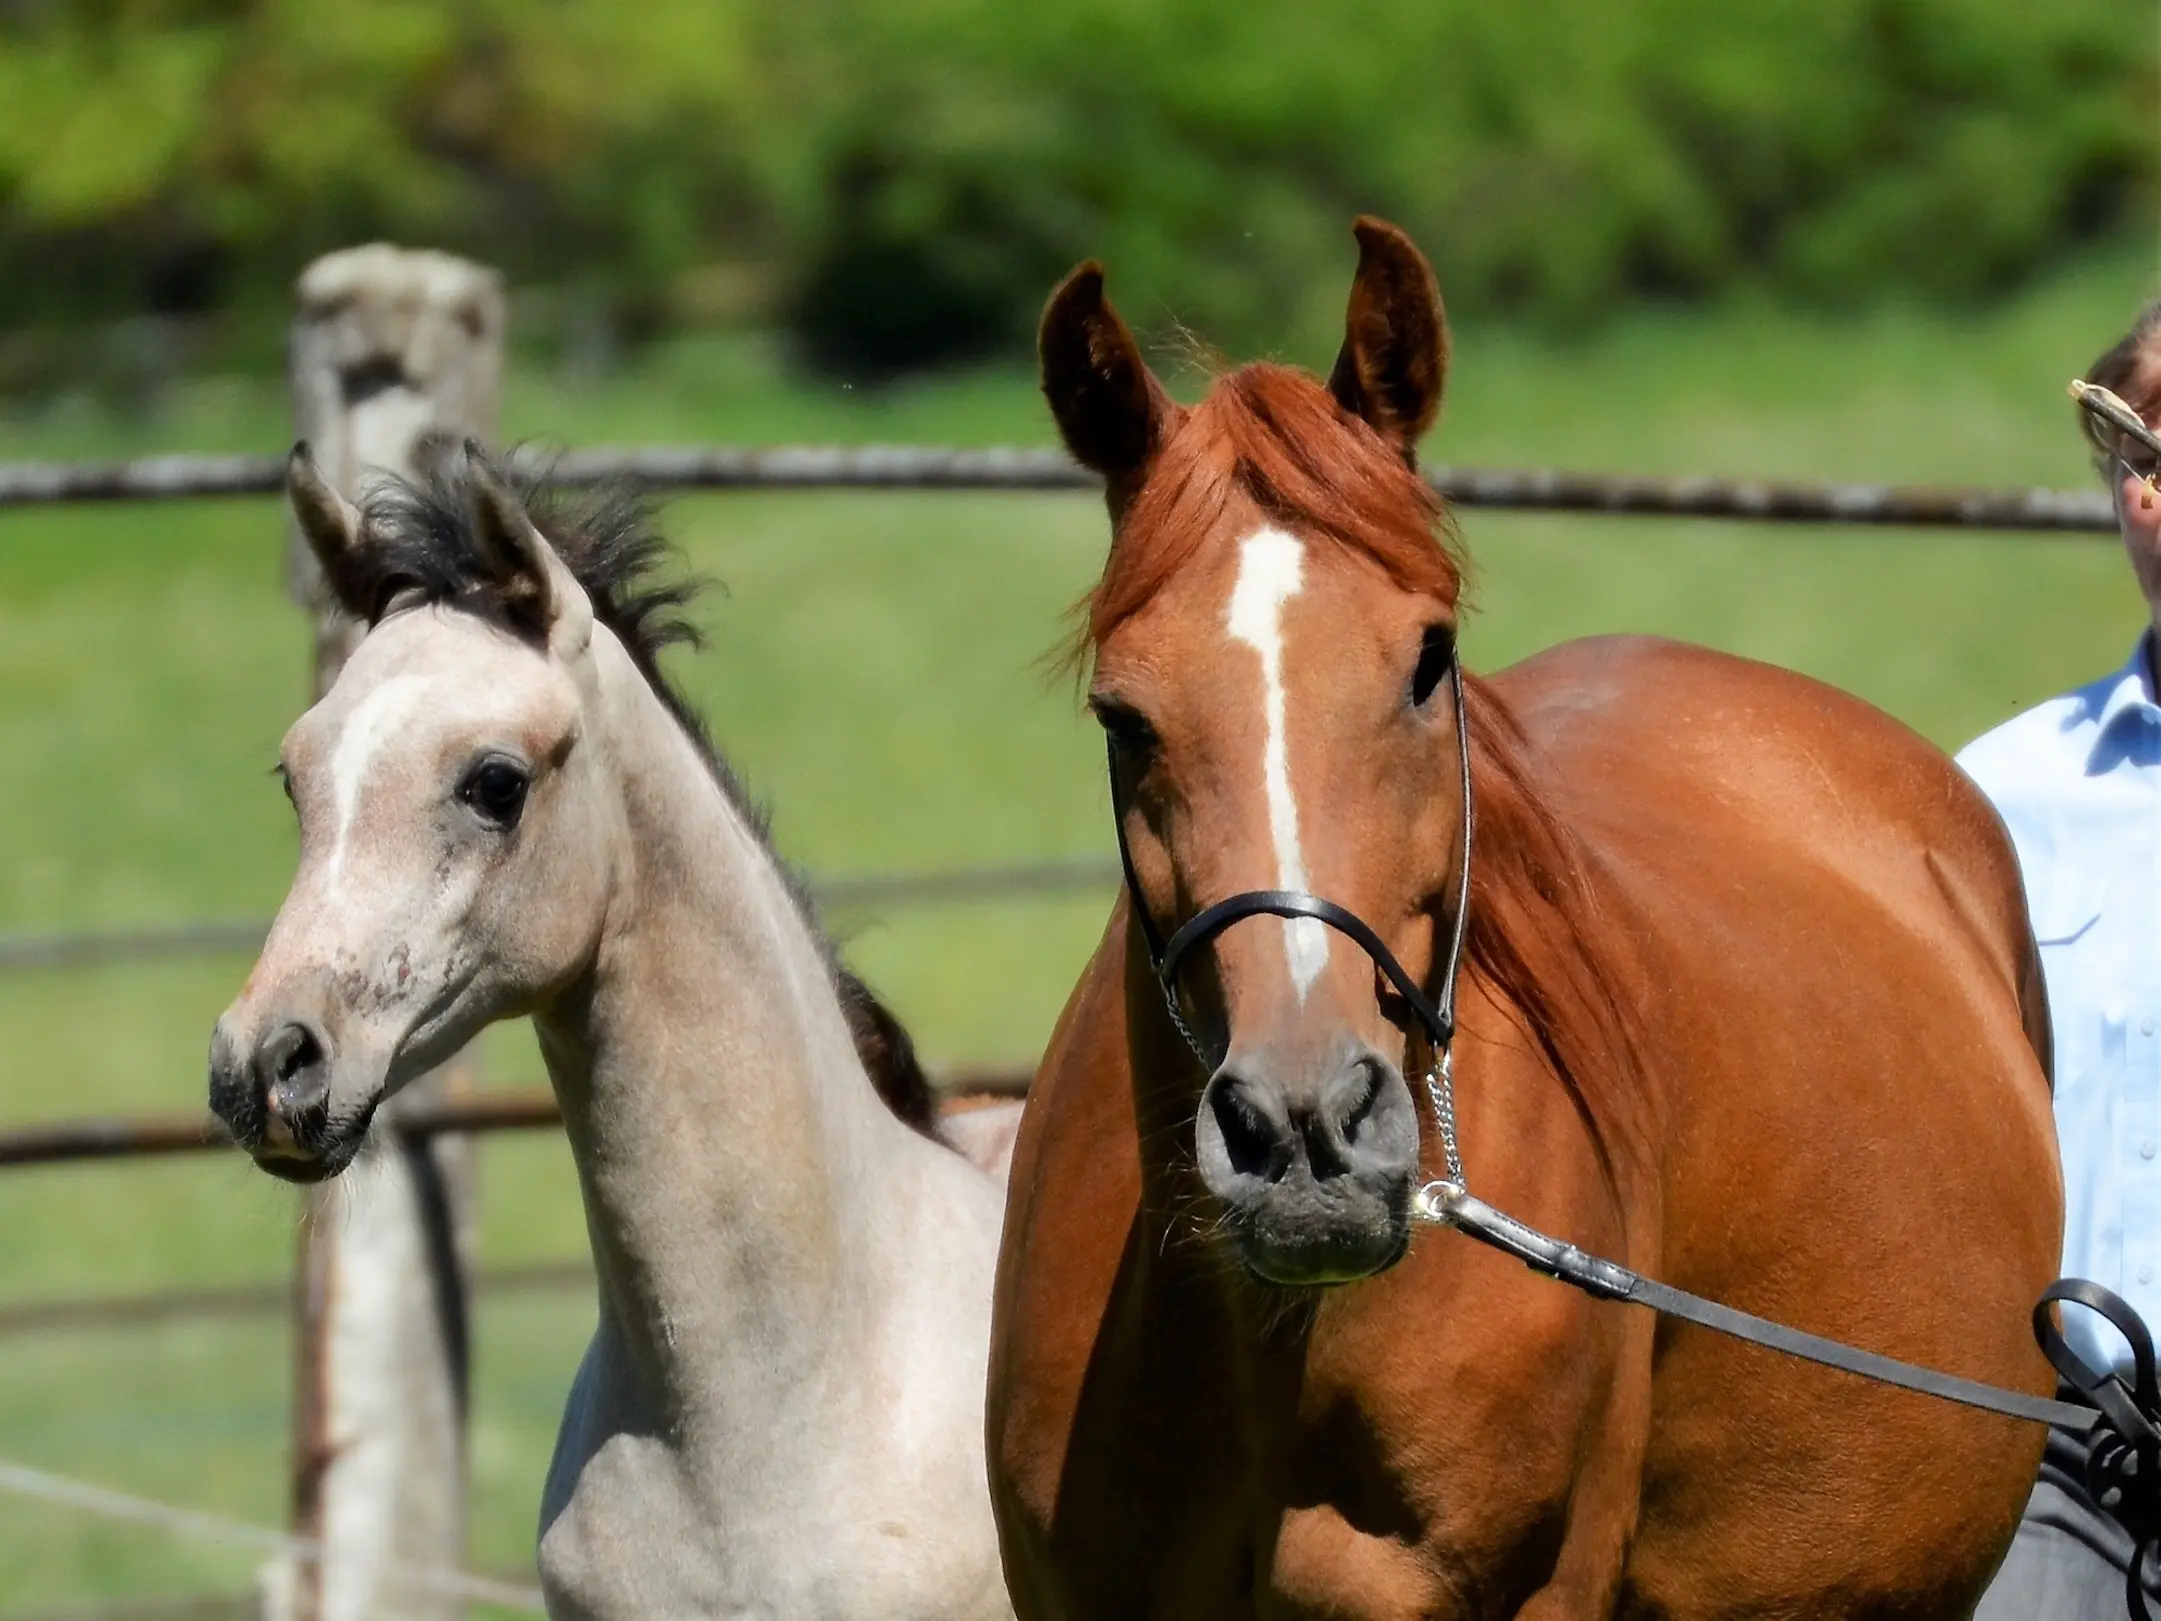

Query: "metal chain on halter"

xmin=1160 ymin=983 xmax=1213 ymax=1070
xmin=1423 ymin=1047 xmax=1466 ymax=1187
xmin=1420 ymin=657 xmax=1477 ymax=1188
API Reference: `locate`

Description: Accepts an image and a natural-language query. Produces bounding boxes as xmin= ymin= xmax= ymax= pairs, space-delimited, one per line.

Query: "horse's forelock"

xmin=1078 ymin=363 xmax=1463 ymax=660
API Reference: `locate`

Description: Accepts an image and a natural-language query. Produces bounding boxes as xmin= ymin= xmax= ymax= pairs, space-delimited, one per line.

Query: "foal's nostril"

xmin=1206 ymin=1075 xmax=1291 ymax=1183
xmin=263 ymin=1022 xmax=323 ymax=1088
xmin=255 ymin=1019 xmax=330 ymax=1123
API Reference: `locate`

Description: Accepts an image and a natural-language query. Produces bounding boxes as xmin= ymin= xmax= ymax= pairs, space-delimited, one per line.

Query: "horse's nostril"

xmin=1318 ymin=1056 xmax=1418 ymax=1182
xmin=1336 ymin=1062 xmax=1383 ymax=1142
xmin=1208 ymin=1076 xmax=1288 ymax=1183
xmin=267 ymin=1023 xmax=323 ymax=1086
xmin=256 ymin=1020 xmax=329 ymax=1117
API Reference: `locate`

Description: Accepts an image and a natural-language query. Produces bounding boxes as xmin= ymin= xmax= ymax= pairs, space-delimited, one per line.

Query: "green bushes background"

xmin=0 ymin=0 xmax=2150 ymax=369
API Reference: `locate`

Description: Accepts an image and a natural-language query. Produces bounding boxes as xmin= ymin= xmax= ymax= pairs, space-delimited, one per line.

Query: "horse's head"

xmin=208 ymin=442 xmax=626 ymax=1181
xmin=1048 ymin=218 xmax=1464 ymax=1288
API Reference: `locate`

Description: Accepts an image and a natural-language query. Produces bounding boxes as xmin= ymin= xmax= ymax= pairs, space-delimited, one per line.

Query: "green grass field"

xmin=0 ymin=238 xmax=2155 ymax=1611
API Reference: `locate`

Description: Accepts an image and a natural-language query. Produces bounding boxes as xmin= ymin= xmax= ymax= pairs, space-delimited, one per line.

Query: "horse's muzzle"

xmin=207 ymin=1014 xmax=360 ymax=1183
xmin=1194 ymin=1044 xmax=1420 ymax=1286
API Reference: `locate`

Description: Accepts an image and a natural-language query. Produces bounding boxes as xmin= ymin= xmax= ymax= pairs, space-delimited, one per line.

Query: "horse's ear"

xmin=287 ymin=443 xmax=369 ymax=614
xmin=1327 ymin=216 xmax=1449 ymax=461
xmin=463 ymin=443 xmax=593 ymax=656
xmin=1040 ymin=262 xmax=1177 ymax=504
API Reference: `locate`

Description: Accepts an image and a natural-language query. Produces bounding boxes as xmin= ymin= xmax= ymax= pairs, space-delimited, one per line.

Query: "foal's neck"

xmin=532 ymin=638 xmax=904 ymax=1416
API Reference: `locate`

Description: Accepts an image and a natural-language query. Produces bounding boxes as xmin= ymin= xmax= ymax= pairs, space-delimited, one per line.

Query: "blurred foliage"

xmin=0 ymin=0 xmax=2150 ymax=372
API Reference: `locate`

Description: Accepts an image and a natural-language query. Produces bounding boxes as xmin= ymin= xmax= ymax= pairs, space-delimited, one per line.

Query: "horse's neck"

xmin=533 ymin=639 xmax=903 ymax=1422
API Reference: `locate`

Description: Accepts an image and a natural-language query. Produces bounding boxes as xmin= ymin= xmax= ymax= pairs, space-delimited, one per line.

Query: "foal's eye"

xmin=459 ymin=757 xmax=531 ymax=830
xmin=1410 ymin=624 xmax=1457 ymax=708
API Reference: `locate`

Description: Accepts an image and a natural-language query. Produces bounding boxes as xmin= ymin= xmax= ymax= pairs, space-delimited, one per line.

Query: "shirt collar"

xmin=2090 ymin=631 xmax=2161 ymax=761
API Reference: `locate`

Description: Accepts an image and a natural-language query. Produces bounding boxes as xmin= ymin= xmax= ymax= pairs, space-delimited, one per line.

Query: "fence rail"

xmin=0 ymin=1260 xmax=593 ymax=1339
xmin=0 ymin=858 xmax=1121 ymax=976
xmin=0 ymin=1071 xmax=1031 ymax=1171
xmin=0 ymin=445 xmax=2119 ymax=532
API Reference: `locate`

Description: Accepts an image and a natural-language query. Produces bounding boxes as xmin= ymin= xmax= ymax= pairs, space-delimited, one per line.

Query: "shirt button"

xmin=2145 ymin=1142 xmax=2159 ymax=1160
xmin=2145 ymin=1016 xmax=2157 ymax=1037
xmin=2142 ymin=1266 xmax=2155 ymax=1287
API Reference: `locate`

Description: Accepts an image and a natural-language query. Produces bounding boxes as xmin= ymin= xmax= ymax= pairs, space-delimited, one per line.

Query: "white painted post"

xmin=266 ymin=246 xmax=505 ymax=1621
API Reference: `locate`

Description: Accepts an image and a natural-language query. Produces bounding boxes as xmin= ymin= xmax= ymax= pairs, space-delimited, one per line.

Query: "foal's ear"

xmin=1327 ymin=217 xmax=1449 ymax=461
xmin=1040 ymin=263 xmax=1179 ymax=507
xmin=287 ymin=443 xmax=367 ymax=610
xmin=464 ymin=443 xmax=594 ymax=656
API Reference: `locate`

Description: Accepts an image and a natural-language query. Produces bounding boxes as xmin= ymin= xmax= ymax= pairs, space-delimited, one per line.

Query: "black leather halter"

xmin=1107 ymin=645 xmax=1474 ymax=1071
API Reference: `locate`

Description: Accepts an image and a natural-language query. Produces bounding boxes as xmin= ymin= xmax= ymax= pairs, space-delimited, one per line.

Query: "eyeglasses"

xmin=2071 ymin=379 xmax=2161 ymax=488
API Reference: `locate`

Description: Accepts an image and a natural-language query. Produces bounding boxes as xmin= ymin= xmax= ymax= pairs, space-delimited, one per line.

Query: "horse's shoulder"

xmin=1492 ymin=633 xmax=1990 ymax=829
xmin=1493 ymin=633 xmax=1909 ymax=749
xmin=1488 ymin=633 xmax=2030 ymax=962
xmin=992 ymin=902 xmax=1142 ymax=1388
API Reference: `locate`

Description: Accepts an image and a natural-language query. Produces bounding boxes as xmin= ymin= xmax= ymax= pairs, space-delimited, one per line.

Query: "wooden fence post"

xmin=266 ymin=246 xmax=505 ymax=1621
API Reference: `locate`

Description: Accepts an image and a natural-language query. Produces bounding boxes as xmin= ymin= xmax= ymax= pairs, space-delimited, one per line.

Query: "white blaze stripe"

xmin=325 ymin=674 xmax=440 ymax=883
xmin=1226 ymin=527 xmax=1328 ymax=998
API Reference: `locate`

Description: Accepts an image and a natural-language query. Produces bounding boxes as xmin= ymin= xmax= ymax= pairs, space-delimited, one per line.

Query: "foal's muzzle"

xmin=207 ymin=1013 xmax=358 ymax=1183
xmin=1196 ymin=1038 xmax=1421 ymax=1286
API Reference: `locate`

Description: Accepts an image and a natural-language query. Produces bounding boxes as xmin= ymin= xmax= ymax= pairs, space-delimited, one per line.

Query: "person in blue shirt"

xmin=1968 ymin=303 xmax=2161 ymax=1616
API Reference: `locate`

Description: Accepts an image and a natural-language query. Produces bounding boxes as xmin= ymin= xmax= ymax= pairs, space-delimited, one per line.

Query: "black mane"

xmin=351 ymin=433 xmax=708 ymax=740
xmin=347 ymin=435 xmax=940 ymax=1137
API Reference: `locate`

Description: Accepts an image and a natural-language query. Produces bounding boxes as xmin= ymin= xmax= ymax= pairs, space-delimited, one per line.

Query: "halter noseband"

xmin=1105 ymin=649 xmax=1477 ymax=1180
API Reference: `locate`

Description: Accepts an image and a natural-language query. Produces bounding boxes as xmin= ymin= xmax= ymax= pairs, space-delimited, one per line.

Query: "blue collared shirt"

xmin=1960 ymin=636 xmax=2161 ymax=1375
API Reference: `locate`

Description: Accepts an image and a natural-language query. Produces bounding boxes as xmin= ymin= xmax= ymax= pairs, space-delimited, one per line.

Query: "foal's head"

xmin=207 ymin=443 xmax=669 ymax=1180
xmin=1051 ymin=218 xmax=1462 ymax=1287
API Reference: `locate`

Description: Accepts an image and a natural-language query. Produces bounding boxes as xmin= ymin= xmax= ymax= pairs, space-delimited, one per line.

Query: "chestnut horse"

xmin=986 ymin=219 xmax=2062 ymax=1617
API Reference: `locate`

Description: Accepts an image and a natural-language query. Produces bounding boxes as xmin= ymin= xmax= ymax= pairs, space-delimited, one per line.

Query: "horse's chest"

xmin=537 ymin=1431 xmax=741 ymax=1618
xmin=1263 ymin=1502 xmax=1469 ymax=1620
xmin=1248 ymin=1419 xmax=1560 ymax=1619
xmin=1034 ymin=1311 xmax=1603 ymax=1619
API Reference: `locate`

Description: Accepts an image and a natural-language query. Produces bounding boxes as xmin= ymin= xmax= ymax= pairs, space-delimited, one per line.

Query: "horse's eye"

xmin=459 ymin=757 xmax=530 ymax=830
xmin=1410 ymin=624 xmax=1457 ymax=709
xmin=1090 ymin=697 xmax=1158 ymax=758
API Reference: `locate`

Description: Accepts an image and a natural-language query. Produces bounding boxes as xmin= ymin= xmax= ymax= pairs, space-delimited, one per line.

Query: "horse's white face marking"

xmin=324 ymin=672 xmax=441 ymax=884
xmin=1226 ymin=527 xmax=1327 ymax=998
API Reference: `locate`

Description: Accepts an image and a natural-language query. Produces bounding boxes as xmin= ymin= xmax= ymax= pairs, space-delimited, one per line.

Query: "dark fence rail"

xmin=3 ymin=1597 xmax=254 ymax=1621
xmin=0 ymin=1260 xmax=593 ymax=1339
xmin=0 ymin=445 xmax=2119 ymax=531
xmin=0 ymin=1071 xmax=1032 ymax=1171
xmin=0 ymin=858 xmax=1121 ymax=975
